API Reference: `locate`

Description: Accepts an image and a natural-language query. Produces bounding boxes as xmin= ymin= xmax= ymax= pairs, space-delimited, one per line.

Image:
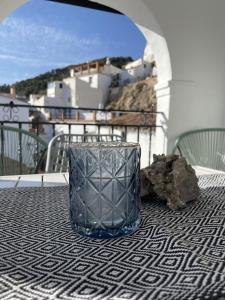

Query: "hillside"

xmin=0 ymin=56 xmax=133 ymax=97
xmin=106 ymin=77 xmax=157 ymax=111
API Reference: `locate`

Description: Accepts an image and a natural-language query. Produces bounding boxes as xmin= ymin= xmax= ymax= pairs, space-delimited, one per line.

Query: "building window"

xmin=68 ymin=97 xmax=71 ymax=103
xmin=59 ymin=83 xmax=63 ymax=88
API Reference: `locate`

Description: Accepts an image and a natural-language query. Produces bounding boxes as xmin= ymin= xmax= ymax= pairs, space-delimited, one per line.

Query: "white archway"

xmin=92 ymin=1 xmax=172 ymax=155
xmin=2 ymin=0 xmax=225 ymax=156
xmin=0 ymin=0 xmax=172 ymax=154
xmin=92 ymin=0 xmax=172 ymax=83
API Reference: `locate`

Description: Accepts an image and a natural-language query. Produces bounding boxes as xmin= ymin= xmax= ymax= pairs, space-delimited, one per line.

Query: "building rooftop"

xmin=0 ymin=93 xmax=28 ymax=104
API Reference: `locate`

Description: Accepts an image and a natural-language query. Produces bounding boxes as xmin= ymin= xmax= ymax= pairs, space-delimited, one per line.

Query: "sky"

xmin=0 ymin=0 xmax=146 ymax=85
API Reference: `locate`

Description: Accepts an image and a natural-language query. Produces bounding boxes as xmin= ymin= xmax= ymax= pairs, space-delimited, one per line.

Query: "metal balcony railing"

xmin=0 ymin=102 xmax=166 ymax=172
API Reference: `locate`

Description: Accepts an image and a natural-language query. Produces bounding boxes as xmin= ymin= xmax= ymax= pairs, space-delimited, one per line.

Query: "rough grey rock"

xmin=141 ymin=154 xmax=200 ymax=210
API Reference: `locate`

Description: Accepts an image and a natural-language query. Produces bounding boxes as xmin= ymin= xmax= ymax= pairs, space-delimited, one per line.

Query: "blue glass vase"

xmin=69 ymin=141 xmax=141 ymax=239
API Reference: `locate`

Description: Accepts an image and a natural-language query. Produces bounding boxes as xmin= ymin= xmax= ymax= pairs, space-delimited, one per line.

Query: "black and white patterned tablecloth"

xmin=1 ymin=175 xmax=225 ymax=300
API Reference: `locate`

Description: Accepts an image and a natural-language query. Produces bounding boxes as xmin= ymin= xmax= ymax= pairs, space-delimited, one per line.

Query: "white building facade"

xmin=29 ymin=82 xmax=72 ymax=120
xmin=68 ymin=59 xmax=125 ymax=109
xmin=29 ymin=58 xmax=153 ymax=119
xmin=121 ymin=58 xmax=153 ymax=85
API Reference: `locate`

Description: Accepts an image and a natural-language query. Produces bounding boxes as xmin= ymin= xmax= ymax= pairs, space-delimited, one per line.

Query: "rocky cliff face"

xmin=106 ymin=77 xmax=157 ymax=111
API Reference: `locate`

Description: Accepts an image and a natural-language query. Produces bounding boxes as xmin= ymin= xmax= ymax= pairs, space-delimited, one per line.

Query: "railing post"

xmin=61 ymin=111 xmax=64 ymax=122
xmin=18 ymin=123 xmax=23 ymax=174
xmin=149 ymin=127 xmax=152 ymax=165
xmin=0 ymin=103 xmax=162 ymax=169
xmin=75 ymin=111 xmax=80 ymax=121
xmin=137 ymin=127 xmax=140 ymax=143
xmin=92 ymin=111 xmax=97 ymax=122
xmin=52 ymin=124 xmax=55 ymax=138
xmin=0 ymin=125 xmax=4 ymax=176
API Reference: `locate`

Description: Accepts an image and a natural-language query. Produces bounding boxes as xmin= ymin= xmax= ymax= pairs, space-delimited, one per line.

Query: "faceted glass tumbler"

xmin=68 ymin=141 xmax=141 ymax=239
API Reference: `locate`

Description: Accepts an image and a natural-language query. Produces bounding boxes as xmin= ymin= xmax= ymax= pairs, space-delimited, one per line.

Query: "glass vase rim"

xmin=68 ymin=141 xmax=140 ymax=149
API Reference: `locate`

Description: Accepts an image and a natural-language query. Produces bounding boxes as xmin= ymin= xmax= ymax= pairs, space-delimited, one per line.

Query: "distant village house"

xmin=29 ymin=57 xmax=154 ymax=121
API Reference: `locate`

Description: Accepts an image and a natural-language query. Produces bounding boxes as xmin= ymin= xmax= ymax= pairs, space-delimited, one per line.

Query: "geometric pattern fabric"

xmin=1 ymin=174 xmax=225 ymax=300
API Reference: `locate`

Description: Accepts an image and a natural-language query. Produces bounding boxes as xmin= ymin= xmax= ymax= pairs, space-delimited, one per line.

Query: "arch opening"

xmin=0 ymin=0 xmax=172 ymax=154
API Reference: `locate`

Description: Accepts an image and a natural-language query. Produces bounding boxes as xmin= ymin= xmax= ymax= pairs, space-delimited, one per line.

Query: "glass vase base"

xmin=71 ymin=219 xmax=140 ymax=239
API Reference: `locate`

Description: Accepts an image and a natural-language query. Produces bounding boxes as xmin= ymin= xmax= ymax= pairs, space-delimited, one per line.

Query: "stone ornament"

xmin=141 ymin=154 xmax=200 ymax=210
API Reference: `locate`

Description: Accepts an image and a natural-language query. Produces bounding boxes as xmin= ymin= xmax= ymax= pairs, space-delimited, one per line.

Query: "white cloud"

xmin=0 ymin=53 xmax=69 ymax=68
xmin=0 ymin=16 xmax=102 ymax=69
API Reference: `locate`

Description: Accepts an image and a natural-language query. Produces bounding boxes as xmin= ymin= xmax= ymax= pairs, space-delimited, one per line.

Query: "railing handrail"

xmin=0 ymin=120 xmax=161 ymax=128
xmin=0 ymin=101 xmax=161 ymax=115
xmin=0 ymin=124 xmax=48 ymax=146
xmin=0 ymin=120 xmax=165 ymax=174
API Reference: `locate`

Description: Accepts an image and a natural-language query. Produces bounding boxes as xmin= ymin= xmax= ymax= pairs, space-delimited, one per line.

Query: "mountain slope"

xmin=106 ymin=77 xmax=157 ymax=111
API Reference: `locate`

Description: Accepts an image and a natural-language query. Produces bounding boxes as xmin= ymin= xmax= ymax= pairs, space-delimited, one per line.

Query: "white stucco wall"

xmin=97 ymin=74 xmax=112 ymax=104
xmin=63 ymin=76 xmax=104 ymax=108
xmin=78 ymin=73 xmax=99 ymax=89
xmin=45 ymin=96 xmax=70 ymax=108
xmin=75 ymin=77 xmax=103 ymax=109
xmin=120 ymin=60 xmax=152 ymax=84
xmin=102 ymin=64 xmax=122 ymax=76
xmin=31 ymin=74 xmax=107 ymax=112
xmin=75 ymin=73 xmax=111 ymax=107
xmin=47 ymin=81 xmax=65 ymax=98
xmin=63 ymin=77 xmax=76 ymax=107
xmin=143 ymin=0 xmax=225 ymax=152
xmin=29 ymin=94 xmax=42 ymax=106
xmin=127 ymin=65 xmax=151 ymax=82
xmin=30 ymin=95 xmax=72 ymax=120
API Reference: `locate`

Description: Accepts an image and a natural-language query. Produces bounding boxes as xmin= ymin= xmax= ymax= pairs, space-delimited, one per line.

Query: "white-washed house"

xmin=68 ymin=58 xmax=123 ymax=109
xmin=29 ymin=83 xmax=72 ymax=120
xmin=29 ymin=57 xmax=153 ymax=120
xmin=29 ymin=59 xmax=124 ymax=119
xmin=120 ymin=58 xmax=153 ymax=85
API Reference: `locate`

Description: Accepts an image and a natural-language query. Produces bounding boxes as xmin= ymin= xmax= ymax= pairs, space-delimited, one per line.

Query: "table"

xmin=1 ymin=174 xmax=225 ymax=299
xmin=0 ymin=173 xmax=69 ymax=188
xmin=0 ymin=166 xmax=224 ymax=189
